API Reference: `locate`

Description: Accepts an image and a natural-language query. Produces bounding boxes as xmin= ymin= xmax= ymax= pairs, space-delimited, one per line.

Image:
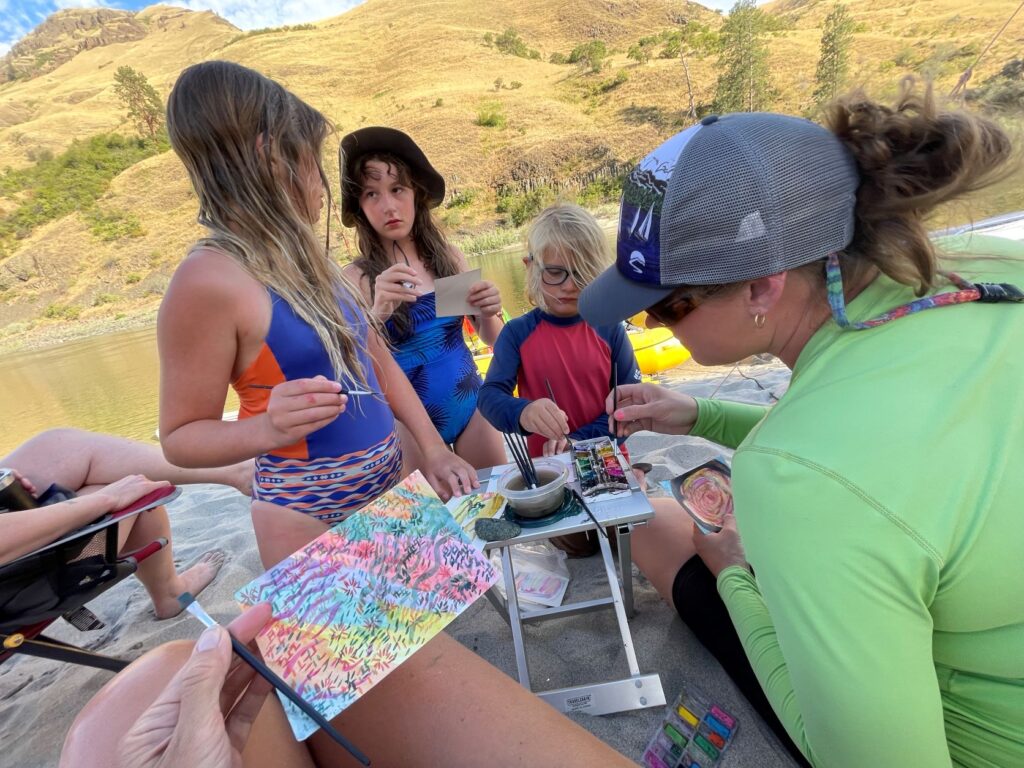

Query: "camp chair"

xmin=0 ymin=486 xmax=178 ymax=673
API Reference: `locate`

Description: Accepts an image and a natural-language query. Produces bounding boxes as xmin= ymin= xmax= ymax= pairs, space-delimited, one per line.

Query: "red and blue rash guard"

xmin=478 ymin=309 xmax=641 ymax=457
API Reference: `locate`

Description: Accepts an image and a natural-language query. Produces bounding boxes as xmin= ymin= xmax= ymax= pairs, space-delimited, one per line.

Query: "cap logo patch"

xmin=735 ymin=211 xmax=766 ymax=243
xmin=617 ymin=124 xmax=703 ymax=286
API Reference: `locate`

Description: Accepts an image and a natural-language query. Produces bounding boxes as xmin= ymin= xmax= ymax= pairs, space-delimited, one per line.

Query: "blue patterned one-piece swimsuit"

xmin=384 ymin=292 xmax=481 ymax=444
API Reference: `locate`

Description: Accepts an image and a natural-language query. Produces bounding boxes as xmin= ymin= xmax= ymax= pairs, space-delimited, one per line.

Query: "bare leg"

xmin=310 ymin=633 xmax=635 ymax=768
xmin=61 ymin=640 xmax=314 ymax=768
xmin=452 ymin=410 xmax=507 ymax=470
xmin=2 ymin=428 xmax=253 ymax=496
xmin=630 ymin=497 xmax=697 ymax=609
xmin=250 ymin=499 xmax=330 ymax=570
xmin=116 ymin=507 xmax=226 ymax=619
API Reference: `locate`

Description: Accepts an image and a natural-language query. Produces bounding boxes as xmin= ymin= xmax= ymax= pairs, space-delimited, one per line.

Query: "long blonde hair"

xmin=167 ymin=60 xmax=369 ymax=386
xmin=526 ymin=203 xmax=610 ymax=312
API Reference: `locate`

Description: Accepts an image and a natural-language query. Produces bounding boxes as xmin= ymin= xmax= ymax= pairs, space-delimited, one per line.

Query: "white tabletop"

xmin=475 ymin=464 xmax=654 ymax=550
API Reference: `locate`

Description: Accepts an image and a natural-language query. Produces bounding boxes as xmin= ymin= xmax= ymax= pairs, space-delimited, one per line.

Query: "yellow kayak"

xmin=471 ymin=315 xmax=689 ymax=377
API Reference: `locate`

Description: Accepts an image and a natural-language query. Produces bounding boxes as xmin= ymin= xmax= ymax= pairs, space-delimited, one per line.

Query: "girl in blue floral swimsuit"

xmin=340 ymin=127 xmax=507 ymax=471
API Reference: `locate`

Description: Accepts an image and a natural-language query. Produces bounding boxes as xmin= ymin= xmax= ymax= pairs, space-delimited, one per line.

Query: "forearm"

xmin=716 ymin=567 xmax=812 ymax=759
xmin=160 ymin=416 xmax=278 ymax=468
xmin=0 ymin=495 xmax=114 ymax=564
xmin=478 ymin=385 xmax=529 ymax=435
xmin=476 ymin=313 xmax=504 ymax=347
xmin=691 ymin=398 xmax=770 ymax=449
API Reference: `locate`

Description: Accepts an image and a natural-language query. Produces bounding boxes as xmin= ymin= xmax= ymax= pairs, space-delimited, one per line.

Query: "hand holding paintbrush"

xmin=177 ymin=594 xmax=370 ymax=764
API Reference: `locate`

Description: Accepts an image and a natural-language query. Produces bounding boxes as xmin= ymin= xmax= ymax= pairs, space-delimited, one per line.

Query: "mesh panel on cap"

xmin=659 ymin=113 xmax=857 ymax=286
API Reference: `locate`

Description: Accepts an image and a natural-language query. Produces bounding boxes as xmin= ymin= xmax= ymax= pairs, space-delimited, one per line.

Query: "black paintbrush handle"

xmin=572 ymin=488 xmax=608 ymax=539
xmin=228 ymin=635 xmax=370 ymax=765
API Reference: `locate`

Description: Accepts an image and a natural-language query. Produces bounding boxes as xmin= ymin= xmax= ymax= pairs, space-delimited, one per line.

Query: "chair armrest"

xmin=9 ymin=486 xmax=181 ymax=563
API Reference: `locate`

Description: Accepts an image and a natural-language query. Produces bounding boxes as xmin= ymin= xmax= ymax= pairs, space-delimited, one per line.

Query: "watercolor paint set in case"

xmin=642 ymin=683 xmax=738 ymax=768
xmin=572 ymin=436 xmax=630 ymax=497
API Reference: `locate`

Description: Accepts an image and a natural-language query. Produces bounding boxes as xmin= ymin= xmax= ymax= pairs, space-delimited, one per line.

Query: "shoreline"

xmin=0 ymin=213 xmax=620 ymax=357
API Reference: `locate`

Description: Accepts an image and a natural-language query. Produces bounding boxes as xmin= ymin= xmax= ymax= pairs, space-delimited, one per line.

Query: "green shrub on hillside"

xmin=496 ymin=186 xmax=555 ymax=226
xmin=85 ymin=208 xmax=145 ymax=241
xmin=493 ymin=28 xmax=541 ymax=60
xmin=43 ymin=303 xmax=81 ymax=321
xmin=475 ymin=103 xmax=507 ymax=128
xmin=0 ymin=132 xmax=169 ymax=258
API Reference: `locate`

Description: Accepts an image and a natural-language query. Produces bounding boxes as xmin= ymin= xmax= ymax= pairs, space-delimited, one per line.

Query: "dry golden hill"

xmin=0 ymin=0 xmax=1021 ymax=350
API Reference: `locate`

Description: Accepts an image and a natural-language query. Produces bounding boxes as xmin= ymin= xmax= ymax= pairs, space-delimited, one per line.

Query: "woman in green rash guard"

xmin=579 ymin=82 xmax=1024 ymax=768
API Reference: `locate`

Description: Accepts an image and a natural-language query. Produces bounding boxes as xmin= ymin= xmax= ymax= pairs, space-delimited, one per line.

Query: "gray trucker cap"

xmin=579 ymin=113 xmax=860 ymax=326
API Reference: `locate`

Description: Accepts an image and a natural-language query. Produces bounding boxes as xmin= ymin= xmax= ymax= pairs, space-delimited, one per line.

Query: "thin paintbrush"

xmin=518 ymin=432 xmax=540 ymax=487
xmin=177 ymin=593 xmax=371 ymax=766
xmin=611 ymin=366 xmax=619 ymax=437
xmin=544 ymin=378 xmax=574 ymax=453
xmin=248 ymin=384 xmax=381 ymax=396
xmin=504 ymin=433 xmax=536 ymax=488
xmin=571 ymin=488 xmax=608 ymax=539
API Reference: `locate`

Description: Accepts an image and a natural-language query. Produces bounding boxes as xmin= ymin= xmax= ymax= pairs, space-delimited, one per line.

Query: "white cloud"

xmin=1 ymin=0 xmax=109 ymax=58
xmin=169 ymin=0 xmax=364 ymax=30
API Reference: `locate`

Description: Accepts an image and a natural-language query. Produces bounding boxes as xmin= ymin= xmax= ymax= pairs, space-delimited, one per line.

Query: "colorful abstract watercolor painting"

xmin=446 ymin=492 xmax=506 ymax=549
xmin=235 ymin=471 xmax=500 ymax=740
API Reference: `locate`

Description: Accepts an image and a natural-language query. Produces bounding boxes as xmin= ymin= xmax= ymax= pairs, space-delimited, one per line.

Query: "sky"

xmin=0 ymin=0 xmax=766 ymax=57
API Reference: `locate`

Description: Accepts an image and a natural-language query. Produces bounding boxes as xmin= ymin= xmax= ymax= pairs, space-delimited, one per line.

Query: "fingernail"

xmin=196 ymin=625 xmax=222 ymax=652
xmin=614 ymin=410 xmax=626 ymax=420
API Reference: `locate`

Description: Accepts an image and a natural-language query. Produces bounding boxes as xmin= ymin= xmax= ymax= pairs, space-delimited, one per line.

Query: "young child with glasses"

xmin=478 ymin=204 xmax=642 ymax=556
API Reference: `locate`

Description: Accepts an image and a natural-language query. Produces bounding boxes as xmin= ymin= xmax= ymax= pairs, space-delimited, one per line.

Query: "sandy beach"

xmin=0 ymin=358 xmax=797 ymax=768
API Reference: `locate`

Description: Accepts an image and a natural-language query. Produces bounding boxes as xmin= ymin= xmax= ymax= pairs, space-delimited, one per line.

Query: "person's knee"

xmin=62 ymin=640 xmax=194 ymax=767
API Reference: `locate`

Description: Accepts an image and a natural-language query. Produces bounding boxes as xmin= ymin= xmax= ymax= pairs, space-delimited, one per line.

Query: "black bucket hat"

xmin=338 ymin=126 xmax=446 ymax=227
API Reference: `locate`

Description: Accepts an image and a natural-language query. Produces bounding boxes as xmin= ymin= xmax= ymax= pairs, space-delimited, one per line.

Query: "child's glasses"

xmin=528 ymin=253 xmax=585 ymax=288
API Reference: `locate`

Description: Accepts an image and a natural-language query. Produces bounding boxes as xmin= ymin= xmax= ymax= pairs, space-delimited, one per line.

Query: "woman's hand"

xmin=372 ymin=264 xmax=420 ymax=321
xmin=93 ymin=475 xmax=172 ymax=512
xmin=261 ymin=376 xmax=347 ymax=449
xmin=519 ymin=399 xmax=569 ymax=442
xmin=117 ymin=604 xmax=274 ymax=768
xmin=606 ymin=383 xmax=699 ymax=438
xmin=467 ymin=280 xmax=502 ymax=319
xmin=8 ymin=468 xmax=37 ymax=498
xmin=420 ymin=446 xmax=479 ymax=501
xmin=692 ymin=515 xmax=749 ymax=578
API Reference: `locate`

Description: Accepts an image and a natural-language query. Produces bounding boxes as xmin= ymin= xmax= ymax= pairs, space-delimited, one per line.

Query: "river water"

xmin=0 ymin=246 xmax=538 ymax=455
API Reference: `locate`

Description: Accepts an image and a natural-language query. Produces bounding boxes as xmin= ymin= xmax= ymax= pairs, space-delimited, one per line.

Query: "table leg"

xmin=617 ymin=523 xmax=636 ymax=618
xmin=500 ymin=545 xmax=532 ymax=689
xmin=597 ymin=531 xmax=641 ymax=676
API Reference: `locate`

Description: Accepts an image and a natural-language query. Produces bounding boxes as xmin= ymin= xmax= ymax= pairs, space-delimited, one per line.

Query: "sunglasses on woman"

xmin=645 ymin=284 xmax=724 ymax=325
xmin=527 ymin=254 xmax=586 ymax=289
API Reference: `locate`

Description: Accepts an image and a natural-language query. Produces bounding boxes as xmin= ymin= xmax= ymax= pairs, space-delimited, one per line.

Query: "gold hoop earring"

xmin=753 ymin=313 xmax=766 ymax=329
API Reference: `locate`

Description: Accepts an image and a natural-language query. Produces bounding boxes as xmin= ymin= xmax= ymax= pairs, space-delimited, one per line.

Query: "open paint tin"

xmin=669 ymin=459 xmax=733 ymax=535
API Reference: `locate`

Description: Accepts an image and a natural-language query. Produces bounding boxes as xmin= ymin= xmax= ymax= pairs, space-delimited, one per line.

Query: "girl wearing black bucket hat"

xmin=340 ymin=127 xmax=507 ymax=472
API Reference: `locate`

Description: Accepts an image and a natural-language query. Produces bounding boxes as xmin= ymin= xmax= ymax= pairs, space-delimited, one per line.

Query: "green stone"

xmin=475 ymin=518 xmax=521 ymax=542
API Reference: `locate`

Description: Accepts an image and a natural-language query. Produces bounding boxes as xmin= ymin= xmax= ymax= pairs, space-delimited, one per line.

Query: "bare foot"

xmin=153 ymin=549 xmax=227 ymax=619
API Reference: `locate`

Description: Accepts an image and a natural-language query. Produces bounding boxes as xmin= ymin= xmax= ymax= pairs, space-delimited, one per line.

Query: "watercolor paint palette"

xmin=668 ymin=458 xmax=734 ymax=535
xmin=572 ymin=436 xmax=630 ymax=498
xmin=643 ymin=683 xmax=738 ymax=768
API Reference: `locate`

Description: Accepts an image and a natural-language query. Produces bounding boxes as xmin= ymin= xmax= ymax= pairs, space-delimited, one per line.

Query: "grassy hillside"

xmin=0 ymin=0 xmax=1021 ymax=351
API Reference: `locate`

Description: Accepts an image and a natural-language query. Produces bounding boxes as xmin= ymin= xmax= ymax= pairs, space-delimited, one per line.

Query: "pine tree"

xmin=713 ymin=0 xmax=776 ymax=113
xmin=813 ymin=3 xmax=855 ymax=107
xmin=113 ymin=66 xmax=163 ymax=138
